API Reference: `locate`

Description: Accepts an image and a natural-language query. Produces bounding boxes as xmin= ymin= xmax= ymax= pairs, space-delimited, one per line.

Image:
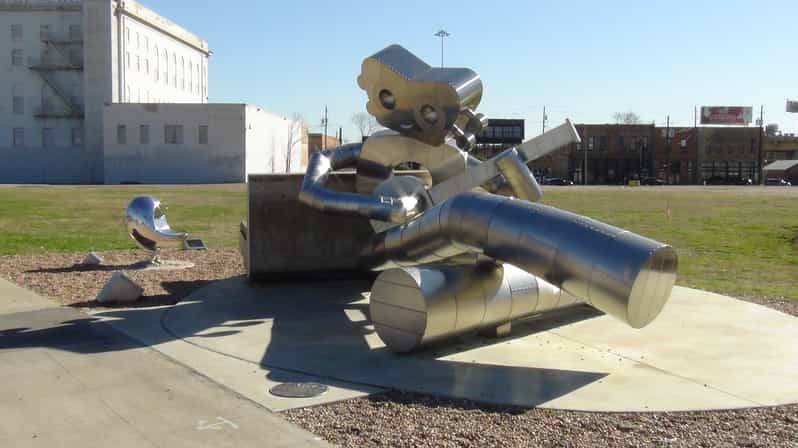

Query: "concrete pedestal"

xmin=247 ymin=173 xmax=374 ymax=280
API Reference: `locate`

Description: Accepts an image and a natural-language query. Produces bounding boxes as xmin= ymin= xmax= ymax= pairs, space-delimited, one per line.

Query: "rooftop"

xmin=763 ymin=160 xmax=798 ymax=171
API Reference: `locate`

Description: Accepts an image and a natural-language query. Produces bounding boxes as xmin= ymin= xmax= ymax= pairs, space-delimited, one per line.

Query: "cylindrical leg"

xmin=369 ymin=263 xmax=580 ymax=352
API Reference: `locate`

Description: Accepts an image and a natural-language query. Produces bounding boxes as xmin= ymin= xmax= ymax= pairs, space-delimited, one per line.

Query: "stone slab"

xmin=150 ymin=279 xmax=798 ymax=412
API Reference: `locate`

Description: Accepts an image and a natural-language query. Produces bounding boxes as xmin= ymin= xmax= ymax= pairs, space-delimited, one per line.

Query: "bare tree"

xmin=285 ymin=113 xmax=307 ymax=173
xmin=351 ymin=112 xmax=378 ymax=140
xmin=613 ymin=111 xmax=642 ymax=125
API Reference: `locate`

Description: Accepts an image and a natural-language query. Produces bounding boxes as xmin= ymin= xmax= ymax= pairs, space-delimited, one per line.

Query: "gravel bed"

xmin=0 ymin=251 xmax=796 ymax=447
xmin=0 ymin=248 xmax=243 ymax=307
xmin=284 ymin=392 xmax=798 ymax=448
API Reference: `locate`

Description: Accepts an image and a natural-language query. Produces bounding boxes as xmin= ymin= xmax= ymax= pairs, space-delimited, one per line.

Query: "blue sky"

xmin=148 ymin=0 xmax=798 ymax=141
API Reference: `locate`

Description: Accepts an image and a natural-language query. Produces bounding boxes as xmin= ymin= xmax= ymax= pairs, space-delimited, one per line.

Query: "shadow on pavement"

xmin=0 ymin=276 xmax=607 ymax=408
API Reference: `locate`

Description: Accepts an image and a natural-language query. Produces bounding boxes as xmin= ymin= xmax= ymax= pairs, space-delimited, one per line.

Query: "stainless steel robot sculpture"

xmin=125 ymin=195 xmax=188 ymax=265
xmin=299 ymin=44 xmax=678 ymax=352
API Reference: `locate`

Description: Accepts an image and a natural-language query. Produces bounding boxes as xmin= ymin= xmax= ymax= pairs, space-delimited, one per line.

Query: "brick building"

xmin=308 ymin=133 xmax=339 ymax=152
xmin=696 ymin=127 xmax=761 ymax=183
xmin=763 ymin=135 xmax=798 ymax=164
xmin=566 ymin=124 xmax=655 ymax=184
xmin=654 ymin=127 xmax=698 ymax=184
xmin=473 ymin=118 xmax=524 ymax=160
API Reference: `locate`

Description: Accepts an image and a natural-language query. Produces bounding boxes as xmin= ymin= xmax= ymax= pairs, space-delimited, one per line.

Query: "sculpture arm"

xmin=465 ymin=151 xmax=542 ymax=202
xmin=298 ymin=144 xmax=419 ymax=223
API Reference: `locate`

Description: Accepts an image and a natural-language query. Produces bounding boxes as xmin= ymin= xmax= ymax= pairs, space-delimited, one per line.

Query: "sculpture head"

xmin=357 ymin=44 xmax=487 ymax=150
xmin=125 ymin=195 xmax=187 ymax=252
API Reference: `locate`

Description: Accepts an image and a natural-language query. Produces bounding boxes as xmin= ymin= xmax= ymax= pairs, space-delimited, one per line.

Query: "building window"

xmin=136 ymin=32 xmax=140 ymax=49
xmin=181 ymin=57 xmax=185 ymax=90
xmin=173 ymin=54 xmax=177 ymax=87
xmin=136 ymin=55 xmax=140 ymax=72
xmin=11 ymin=49 xmax=23 ymax=66
xmin=117 ymin=125 xmax=127 ymax=144
xmin=42 ymin=128 xmax=55 ymax=147
xmin=13 ymin=127 xmax=24 ymax=147
xmin=165 ymin=125 xmax=183 ymax=144
xmin=69 ymin=48 xmax=81 ymax=66
xmin=40 ymin=24 xmax=51 ymax=40
xmin=126 ymin=52 xmax=130 ymax=68
xmin=198 ymin=125 xmax=208 ymax=144
xmin=125 ymin=27 xmax=130 ymax=43
xmin=12 ymin=96 xmax=23 ymax=115
xmin=144 ymin=58 xmax=149 ymax=75
xmin=71 ymin=127 xmax=83 ymax=146
xmin=163 ymin=50 xmax=168 ymax=83
xmin=69 ymin=25 xmax=81 ymax=41
xmin=140 ymin=125 xmax=150 ymax=144
xmin=599 ymin=136 xmax=607 ymax=151
xmin=11 ymin=24 xmax=22 ymax=41
xmin=144 ymin=36 xmax=149 ymax=50
xmin=587 ymin=136 xmax=594 ymax=151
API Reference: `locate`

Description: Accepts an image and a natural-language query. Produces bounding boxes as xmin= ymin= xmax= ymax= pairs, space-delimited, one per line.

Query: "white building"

xmin=104 ymin=104 xmax=306 ymax=184
xmin=0 ymin=0 xmax=305 ymax=184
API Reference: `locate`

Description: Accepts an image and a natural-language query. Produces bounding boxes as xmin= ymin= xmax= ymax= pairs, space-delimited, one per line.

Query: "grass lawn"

xmin=0 ymin=184 xmax=795 ymax=299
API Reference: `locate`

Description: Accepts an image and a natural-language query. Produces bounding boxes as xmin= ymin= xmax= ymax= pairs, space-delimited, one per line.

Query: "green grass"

xmin=540 ymin=186 xmax=798 ymax=299
xmin=0 ymin=185 xmax=246 ymax=254
xmin=0 ymin=184 xmax=795 ymax=299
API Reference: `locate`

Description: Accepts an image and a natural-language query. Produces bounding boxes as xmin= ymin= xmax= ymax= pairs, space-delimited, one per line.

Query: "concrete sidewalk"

xmin=0 ymin=278 xmax=329 ymax=447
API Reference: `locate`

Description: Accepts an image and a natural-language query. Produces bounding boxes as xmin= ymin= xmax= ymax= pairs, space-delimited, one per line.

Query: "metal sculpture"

xmin=299 ymin=44 xmax=678 ymax=352
xmin=125 ymin=195 xmax=188 ymax=265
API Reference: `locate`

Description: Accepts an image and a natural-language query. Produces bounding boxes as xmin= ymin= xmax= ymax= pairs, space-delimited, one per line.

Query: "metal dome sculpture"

xmin=125 ymin=195 xmax=188 ymax=265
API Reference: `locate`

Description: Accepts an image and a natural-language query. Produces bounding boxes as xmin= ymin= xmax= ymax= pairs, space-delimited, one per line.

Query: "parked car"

xmin=542 ymin=177 xmax=574 ymax=186
xmin=703 ymin=176 xmax=752 ymax=186
xmin=765 ymin=177 xmax=792 ymax=186
xmin=641 ymin=177 xmax=665 ymax=186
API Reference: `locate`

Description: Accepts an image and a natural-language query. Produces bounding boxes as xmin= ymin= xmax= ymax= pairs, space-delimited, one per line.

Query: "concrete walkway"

xmin=146 ymin=278 xmax=798 ymax=412
xmin=0 ymin=278 xmax=329 ymax=448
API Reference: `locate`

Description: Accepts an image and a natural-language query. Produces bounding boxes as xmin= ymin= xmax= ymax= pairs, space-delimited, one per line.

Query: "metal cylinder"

xmin=364 ymin=191 xmax=678 ymax=329
xmin=369 ymin=263 xmax=580 ymax=352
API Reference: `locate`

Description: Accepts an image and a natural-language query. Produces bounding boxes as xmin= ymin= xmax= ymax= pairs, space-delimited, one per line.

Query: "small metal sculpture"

xmin=125 ymin=195 xmax=188 ymax=265
xmin=299 ymin=44 xmax=678 ymax=352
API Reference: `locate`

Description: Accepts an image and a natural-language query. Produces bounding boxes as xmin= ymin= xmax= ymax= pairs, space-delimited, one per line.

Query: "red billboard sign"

xmin=700 ymin=106 xmax=753 ymax=125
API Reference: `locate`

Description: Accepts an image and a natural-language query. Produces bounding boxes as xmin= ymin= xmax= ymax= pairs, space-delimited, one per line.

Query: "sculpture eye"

xmin=420 ymin=104 xmax=437 ymax=125
xmin=379 ymin=89 xmax=396 ymax=110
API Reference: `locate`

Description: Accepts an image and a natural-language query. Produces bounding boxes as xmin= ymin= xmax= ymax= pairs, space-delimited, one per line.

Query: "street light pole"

xmin=434 ymin=29 xmax=450 ymax=67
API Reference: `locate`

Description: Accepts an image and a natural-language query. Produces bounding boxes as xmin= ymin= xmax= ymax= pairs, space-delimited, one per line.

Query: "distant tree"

xmin=351 ymin=112 xmax=378 ymax=140
xmin=285 ymin=113 xmax=307 ymax=173
xmin=613 ymin=111 xmax=642 ymax=125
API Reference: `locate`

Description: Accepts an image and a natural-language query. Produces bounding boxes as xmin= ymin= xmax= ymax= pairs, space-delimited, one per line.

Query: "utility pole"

xmin=584 ymin=135 xmax=588 ymax=185
xmin=758 ymin=105 xmax=764 ymax=184
xmin=434 ymin=29 xmax=450 ymax=67
xmin=542 ymin=106 xmax=547 ymax=134
xmin=321 ymin=106 xmax=328 ymax=150
xmin=666 ymin=115 xmax=670 ymax=184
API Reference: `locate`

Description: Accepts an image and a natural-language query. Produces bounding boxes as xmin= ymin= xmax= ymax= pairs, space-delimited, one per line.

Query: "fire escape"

xmin=29 ymin=30 xmax=84 ymax=119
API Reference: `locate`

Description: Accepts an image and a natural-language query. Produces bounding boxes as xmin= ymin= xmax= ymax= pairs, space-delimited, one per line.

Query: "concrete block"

xmin=96 ymin=272 xmax=143 ymax=303
xmin=82 ymin=251 xmax=103 ymax=266
xmin=247 ymin=173 xmax=375 ymax=280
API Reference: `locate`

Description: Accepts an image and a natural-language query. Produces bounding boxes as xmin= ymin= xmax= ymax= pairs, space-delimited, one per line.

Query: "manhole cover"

xmin=269 ymin=382 xmax=328 ymax=398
